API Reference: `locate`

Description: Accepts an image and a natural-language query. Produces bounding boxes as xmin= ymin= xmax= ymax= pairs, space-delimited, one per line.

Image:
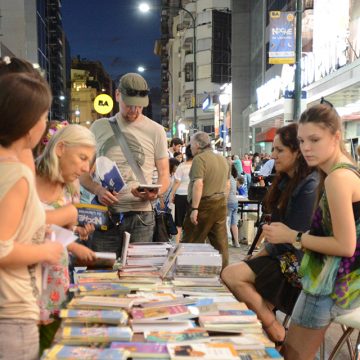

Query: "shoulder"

xmin=90 ymin=117 xmax=112 ymax=132
xmin=326 ymin=164 xmax=360 ymax=187
xmin=292 ymin=170 xmax=319 ymax=196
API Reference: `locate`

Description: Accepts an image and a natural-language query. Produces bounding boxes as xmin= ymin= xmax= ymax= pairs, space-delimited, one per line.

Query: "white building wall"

xmin=1 ymin=0 xmax=38 ymax=63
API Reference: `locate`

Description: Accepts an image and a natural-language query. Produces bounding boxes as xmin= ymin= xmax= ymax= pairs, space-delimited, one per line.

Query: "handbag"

xmin=153 ymin=208 xmax=178 ymax=242
xmin=248 ymin=185 xmax=267 ymax=201
xmin=277 ymin=251 xmax=302 ymax=289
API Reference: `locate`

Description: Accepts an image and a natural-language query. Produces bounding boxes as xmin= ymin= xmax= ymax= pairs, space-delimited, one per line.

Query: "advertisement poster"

xmin=269 ymin=11 xmax=295 ymax=64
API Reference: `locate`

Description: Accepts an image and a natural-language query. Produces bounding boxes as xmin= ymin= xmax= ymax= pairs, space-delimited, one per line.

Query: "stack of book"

xmin=41 ymin=250 xmax=285 ymax=360
xmin=173 ymin=243 xmax=222 ymax=278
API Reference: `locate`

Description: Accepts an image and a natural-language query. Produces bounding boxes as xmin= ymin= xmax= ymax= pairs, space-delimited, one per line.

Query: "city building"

xmin=232 ymin=0 xmax=360 ymax=157
xmin=70 ymin=57 xmax=115 ymax=126
xmin=159 ymin=0 xmax=231 ymax=144
xmin=0 ymin=0 xmax=70 ymax=121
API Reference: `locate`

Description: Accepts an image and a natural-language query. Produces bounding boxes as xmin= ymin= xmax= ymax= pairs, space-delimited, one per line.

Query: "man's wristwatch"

xmin=293 ymin=232 xmax=303 ymax=250
xmin=191 ymin=207 xmax=198 ymax=212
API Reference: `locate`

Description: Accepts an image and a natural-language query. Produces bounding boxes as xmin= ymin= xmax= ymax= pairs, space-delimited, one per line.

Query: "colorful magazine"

xmin=145 ymin=328 xmax=209 ymax=343
xmin=41 ymin=344 xmax=128 ymax=360
xmin=60 ymin=326 xmax=133 ymax=345
xmin=166 ymin=342 xmax=238 ymax=359
xmin=110 ymin=342 xmax=169 ymax=358
xmin=59 ymin=309 xmax=128 ymax=325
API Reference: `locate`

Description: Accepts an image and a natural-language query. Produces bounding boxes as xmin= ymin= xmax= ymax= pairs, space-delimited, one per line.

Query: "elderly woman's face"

xmin=58 ymin=144 xmax=95 ymax=183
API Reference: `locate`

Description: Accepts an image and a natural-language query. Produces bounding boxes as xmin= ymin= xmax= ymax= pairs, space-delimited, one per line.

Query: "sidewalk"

xmin=228 ymin=244 xmax=357 ymax=360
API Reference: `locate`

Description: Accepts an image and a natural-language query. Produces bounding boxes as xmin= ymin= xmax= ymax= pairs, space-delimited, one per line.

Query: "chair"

xmin=320 ymin=307 xmax=360 ymax=360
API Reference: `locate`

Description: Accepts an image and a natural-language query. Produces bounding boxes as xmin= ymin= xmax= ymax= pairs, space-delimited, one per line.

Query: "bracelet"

xmin=191 ymin=208 xmax=199 ymax=211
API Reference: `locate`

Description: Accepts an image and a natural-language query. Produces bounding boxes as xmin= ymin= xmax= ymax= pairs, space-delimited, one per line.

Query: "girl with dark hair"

xmin=221 ymin=123 xmax=319 ymax=347
xmin=263 ymin=104 xmax=360 ymax=359
xmin=0 ymin=73 xmax=63 ymax=360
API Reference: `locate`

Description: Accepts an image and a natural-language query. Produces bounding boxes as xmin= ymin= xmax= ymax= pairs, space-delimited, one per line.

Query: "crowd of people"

xmin=0 ymin=56 xmax=359 ymax=360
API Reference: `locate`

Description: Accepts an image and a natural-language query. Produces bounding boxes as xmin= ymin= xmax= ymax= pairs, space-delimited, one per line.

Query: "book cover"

xmin=166 ymin=342 xmax=239 ymax=360
xmin=145 ymin=328 xmax=209 ymax=343
xmin=238 ymin=347 xmax=284 ymax=359
xmin=68 ymin=296 xmax=135 ymax=309
xmin=41 ymin=344 xmax=128 ymax=360
xmin=110 ymin=342 xmax=169 ymax=358
xmin=131 ymin=320 xmax=195 ymax=334
xmin=75 ymin=203 xmax=109 ymax=230
xmin=60 ymin=309 xmax=128 ymax=325
xmin=77 ymin=283 xmax=130 ymax=296
xmin=131 ymin=305 xmax=190 ymax=321
xmin=96 ymin=156 xmax=126 ymax=193
xmin=61 ymin=326 xmax=133 ymax=344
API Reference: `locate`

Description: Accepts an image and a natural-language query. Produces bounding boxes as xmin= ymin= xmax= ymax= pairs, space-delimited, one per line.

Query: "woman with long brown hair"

xmin=221 ymin=123 xmax=319 ymax=346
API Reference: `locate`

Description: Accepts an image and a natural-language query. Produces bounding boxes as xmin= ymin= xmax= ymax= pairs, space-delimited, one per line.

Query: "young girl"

xmin=0 ymin=73 xmax=63 ymax=360
xmin=263 ymin=103 xmax=360 ymax=360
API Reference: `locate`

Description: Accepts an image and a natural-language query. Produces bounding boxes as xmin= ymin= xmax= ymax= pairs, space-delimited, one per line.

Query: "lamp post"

xmin=139 ymin=2 xmax=197 ymax=131
xmin=293 ymin=0 xmax=303 ymax=121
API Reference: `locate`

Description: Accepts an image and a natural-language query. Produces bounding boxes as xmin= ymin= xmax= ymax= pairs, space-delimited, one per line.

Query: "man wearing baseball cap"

xmin=81 ymin=73 xmax=169 ymax=254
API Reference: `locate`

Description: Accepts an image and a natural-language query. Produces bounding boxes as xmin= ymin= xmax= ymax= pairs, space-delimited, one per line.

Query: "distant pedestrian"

xmin=168 ymin=137 xmax=183 ymax=158
xmin=182 ymin=132 xmax=230 ymax=267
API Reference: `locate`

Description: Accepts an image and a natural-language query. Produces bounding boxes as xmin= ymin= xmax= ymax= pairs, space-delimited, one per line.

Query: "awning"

xmin=255 ymin=127 xmax=277 ymax=142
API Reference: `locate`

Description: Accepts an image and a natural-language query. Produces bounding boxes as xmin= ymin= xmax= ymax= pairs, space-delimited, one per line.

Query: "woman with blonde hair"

xmin=36 ymin=124 xmax=97 ymax=352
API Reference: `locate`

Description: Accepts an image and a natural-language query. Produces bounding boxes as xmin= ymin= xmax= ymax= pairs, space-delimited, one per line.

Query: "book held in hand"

xmin=96 ymin=156 xmax=126 ymax=193
xmin=75 ymin=203 xmax=109 ymax=230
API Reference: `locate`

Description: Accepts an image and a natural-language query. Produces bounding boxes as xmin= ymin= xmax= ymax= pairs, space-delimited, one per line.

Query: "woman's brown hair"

xmin=263 ymin=123 xmax=313 ymax=217
xmin=0 ymin=73 xmax=52 ymax=147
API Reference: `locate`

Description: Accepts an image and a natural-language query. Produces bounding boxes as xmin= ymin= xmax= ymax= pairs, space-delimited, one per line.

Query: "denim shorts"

xmin=291 ymin=291 xmax=353 ymax=329
xmin=227 ymin=202 xmax=239 ymax=226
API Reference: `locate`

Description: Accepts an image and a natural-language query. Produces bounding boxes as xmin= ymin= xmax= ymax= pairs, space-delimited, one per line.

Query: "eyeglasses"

xmin=121 ymin=88 xmax=149 ymax=97
xmin=320 ymin=97 xmax=334 ymax=108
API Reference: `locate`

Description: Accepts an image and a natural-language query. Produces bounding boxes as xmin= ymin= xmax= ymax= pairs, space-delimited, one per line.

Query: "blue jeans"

xmin=291 ymin=291 xmax=354 ymax=329
xmin=227 ymin=202 xmax=239 ymax=226
xmin=88 ymin=211 xmax=155 ymax=257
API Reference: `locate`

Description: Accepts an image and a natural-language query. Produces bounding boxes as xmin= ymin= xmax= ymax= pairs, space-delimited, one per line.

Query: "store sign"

xmin=269 ymin=11 xmax=295 ymax=64
xmin=94 ymin=94 xmax=113 ymax=115
xmin=257 ymin=1 xmax=350 ymax=110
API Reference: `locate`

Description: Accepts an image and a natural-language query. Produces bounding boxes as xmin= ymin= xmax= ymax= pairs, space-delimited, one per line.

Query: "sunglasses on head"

xmin=121 ymin=88 xmax=149 ymax=97
xmin=320 ymin=97 xmax=334 ymax=108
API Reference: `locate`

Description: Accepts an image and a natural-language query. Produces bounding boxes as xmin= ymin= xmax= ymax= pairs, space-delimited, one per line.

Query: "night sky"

xmin=61 ymin=0 xmax=162 ymax=89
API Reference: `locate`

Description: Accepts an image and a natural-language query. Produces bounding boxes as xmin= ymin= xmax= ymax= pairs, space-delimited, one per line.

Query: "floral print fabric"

xmin=39 ymin=184 xmax=79 ymax=321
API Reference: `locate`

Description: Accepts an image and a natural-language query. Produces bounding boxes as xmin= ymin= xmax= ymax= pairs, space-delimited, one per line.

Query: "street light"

xmin=137 ymin=66 xmax=146 ymax=73
xmin=138 ymin=2 xmax=197 ymax=130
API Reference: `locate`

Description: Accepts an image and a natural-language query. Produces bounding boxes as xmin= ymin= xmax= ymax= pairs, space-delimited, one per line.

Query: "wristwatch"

xmin=191 ymin=207 xmax=199 ymax=212
xmin=293 ymin=232 xmax=303 ymax=250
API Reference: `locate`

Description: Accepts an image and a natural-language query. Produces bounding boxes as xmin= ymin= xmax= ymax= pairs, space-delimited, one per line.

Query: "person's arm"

xmin=0 ymin=178 xmax=63 ymax=267
xmin=190 ymin=179 xmax=203 ymax=225
xmin=79 ymin=172 xmax=118 ymax=206
xmin=67 ymin=242 xmax=96 ymax=262
xmin=171 ymin=179 xmax=181 ymax=203
xmin=45 ymin=204 xmax=78 ymax=228
xmin=263 ymin=169 xmax=359 ymax=257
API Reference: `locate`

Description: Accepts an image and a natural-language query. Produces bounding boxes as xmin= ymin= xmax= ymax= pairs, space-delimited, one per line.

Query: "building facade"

xmin=0 ymin=0 xmax=70 ymax=121
xmin=232 ymin=0 xmax=360 ymax=157
xmin=160 ymin=0 xmax=231 ymax=143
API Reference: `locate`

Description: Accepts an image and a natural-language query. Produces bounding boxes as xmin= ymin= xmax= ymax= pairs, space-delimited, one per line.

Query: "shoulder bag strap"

xmin=109 ymin=117 xmax=147 ymax=184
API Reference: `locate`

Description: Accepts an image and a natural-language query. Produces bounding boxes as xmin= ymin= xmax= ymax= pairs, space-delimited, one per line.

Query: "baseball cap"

xmin=118 ymin=73 xmax=149 ymax=107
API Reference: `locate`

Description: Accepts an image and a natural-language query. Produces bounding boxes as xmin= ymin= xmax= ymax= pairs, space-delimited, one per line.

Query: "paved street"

xmin=228 ymin=244 xmax=358 ymax=360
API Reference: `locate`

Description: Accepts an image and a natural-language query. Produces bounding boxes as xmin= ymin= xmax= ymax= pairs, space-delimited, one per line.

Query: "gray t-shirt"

xmin=91 ymin=113 xmax=168 ymax=212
